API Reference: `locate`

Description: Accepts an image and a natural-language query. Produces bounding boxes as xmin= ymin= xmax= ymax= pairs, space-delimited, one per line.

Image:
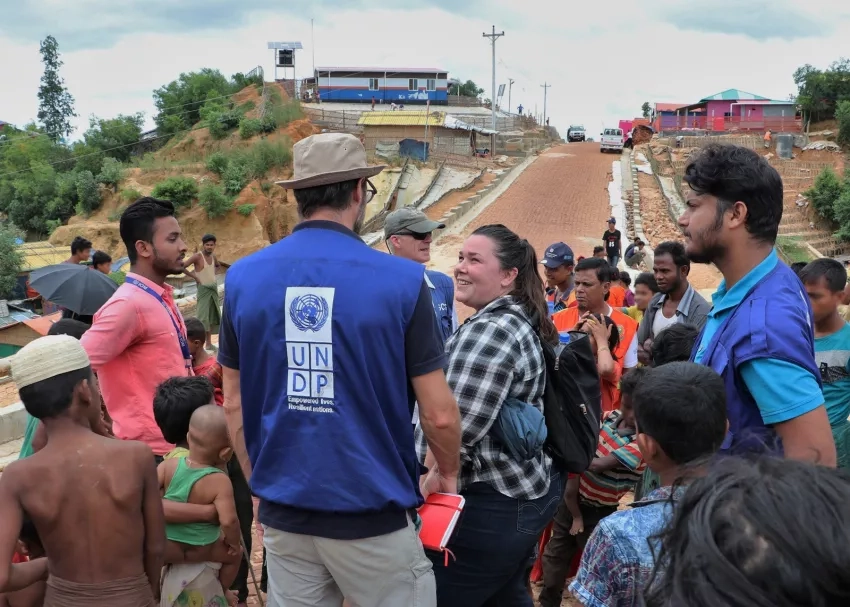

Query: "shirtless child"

xmin=158 ymin=405 xmax=241 ymax=596
xmin=0 ymin=335 xmax=164 ymax=606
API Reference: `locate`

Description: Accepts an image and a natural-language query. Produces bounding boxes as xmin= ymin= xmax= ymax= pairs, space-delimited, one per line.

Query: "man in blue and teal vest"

xmin=218 ymin=133 xmax=462 ymax=607
xmin=679 ymin=143 xmax=836 ymax=465
xmin=384 ymin=207 xmax=457 ymax=343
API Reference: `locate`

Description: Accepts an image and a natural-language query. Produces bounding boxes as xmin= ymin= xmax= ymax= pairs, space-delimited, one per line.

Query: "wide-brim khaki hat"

xmin=276 ymin=133 xmax=386 ymax=189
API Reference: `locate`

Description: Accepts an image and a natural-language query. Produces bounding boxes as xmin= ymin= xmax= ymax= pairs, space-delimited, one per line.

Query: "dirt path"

xmin=428 ymin=143 xmax=617 ymax=321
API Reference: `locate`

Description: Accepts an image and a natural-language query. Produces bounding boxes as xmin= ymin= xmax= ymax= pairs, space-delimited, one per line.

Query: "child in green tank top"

xmin=157 ymin=405 xmax=241 ymax=599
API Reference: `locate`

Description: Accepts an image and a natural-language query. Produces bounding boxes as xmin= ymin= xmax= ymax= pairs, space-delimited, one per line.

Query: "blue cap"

xmin=608 ymin=217 xmax=616 ymax=224
xmin=541 ymin=242 xmax=575 ymax=268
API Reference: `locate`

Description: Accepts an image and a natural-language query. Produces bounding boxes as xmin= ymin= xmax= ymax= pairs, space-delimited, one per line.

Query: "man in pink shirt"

xmin=81 ymin=197 xmax=192 ymax=458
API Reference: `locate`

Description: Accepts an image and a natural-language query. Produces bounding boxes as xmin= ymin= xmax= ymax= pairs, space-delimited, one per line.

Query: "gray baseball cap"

xmin=384 ymin=208 xmax=445 ymax=239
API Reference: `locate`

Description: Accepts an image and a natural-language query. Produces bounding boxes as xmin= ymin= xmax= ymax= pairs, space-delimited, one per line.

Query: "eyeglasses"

xmin=364 ymin=179 xmax=377 ymax=204
xmin=393 ymin=230 xmax=430 ymax=240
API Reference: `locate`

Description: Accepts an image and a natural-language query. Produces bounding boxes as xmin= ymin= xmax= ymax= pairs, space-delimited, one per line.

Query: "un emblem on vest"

xmin=289 ymin=294 xmax=330 ymax=332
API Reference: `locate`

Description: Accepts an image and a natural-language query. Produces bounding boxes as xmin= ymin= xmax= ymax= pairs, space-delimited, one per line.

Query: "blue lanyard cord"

xmin=125 ymin=277 xmax=192 ymax=369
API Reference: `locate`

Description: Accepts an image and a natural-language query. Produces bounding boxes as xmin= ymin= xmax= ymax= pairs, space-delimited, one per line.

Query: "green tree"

xmin=83 ymin=113 xmax=144 ymax=162
xmin=75 ymin=170 xmax=101 ymax=215
xmin=641 ymin=102 xmax=651 ymax=119
xmin=805 ymin=166 xmax=843 ymax=222
xmin=449 ymin=80 xmax=484 ymax=97
xmin=153 ymin=69 xmax=232 ymax=135
xmin=0 ymin=223 xmax=24 ymax=298
xmin=835 ymin=100 xmax=850 ymax=146
xmin=37 ymin=36 xmax=77 ymax=142
xmin=97 ymin=157 xmax=125 ymax=188
xmin=793 ymin=58 xmax=850 ymax=124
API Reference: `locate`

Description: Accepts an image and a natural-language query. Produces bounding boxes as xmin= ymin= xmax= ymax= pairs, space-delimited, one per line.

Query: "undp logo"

xmin=289 ymin=294 xmax=330 ymax=332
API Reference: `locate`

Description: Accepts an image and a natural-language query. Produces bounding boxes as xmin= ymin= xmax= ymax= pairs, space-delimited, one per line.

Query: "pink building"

xmin=657 ymin=89 xmax=800 ymax=133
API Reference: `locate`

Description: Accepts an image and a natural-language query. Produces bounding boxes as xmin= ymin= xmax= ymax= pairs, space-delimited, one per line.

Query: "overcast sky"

xmin=2 ymin=0 xmax=849 ymax=139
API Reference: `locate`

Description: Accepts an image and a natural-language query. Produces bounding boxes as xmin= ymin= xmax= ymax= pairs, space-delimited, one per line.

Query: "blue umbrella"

xmin=29 ymin=264 xmax=118 ymax=315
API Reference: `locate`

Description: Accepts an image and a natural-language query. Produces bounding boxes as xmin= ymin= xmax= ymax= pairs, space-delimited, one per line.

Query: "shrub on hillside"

xmin=237 ymin=203 xmax=256 ymax=217
xmin=249 ymin=139 xmax=292 ymax=177
xmin=75 ymin=170 xmax=101 ymax=215
xmin=121 ymin=188 xmax=142 ymax=202
xmin=97 ymin=157 xmax=125 ymax=188
xmin=239 ymin=117 xmax=262 ymax=139
xmin=222 ymin=160 xmax=250 ymax=195
xmin=151 ymin=176 xmax=198 ymax=207
xmin=260 ymin=114 xmax=277 ymax=133
xmin=837 ymin=100 xmax=850 ymax=147
xmin=270 ymin=101 xmax=303 ymax=128
xmin=205 ymin=152 xmax=229 ymax=176
xmin=806 ymin=167 xmax=843 ymax=223
xmin=208 ymin=110 xmax=241 ymax=140
xmin=198 ymin=183 xmax=234 ymax=218
xmin=833 ymin=185 xmax=850 ymax=242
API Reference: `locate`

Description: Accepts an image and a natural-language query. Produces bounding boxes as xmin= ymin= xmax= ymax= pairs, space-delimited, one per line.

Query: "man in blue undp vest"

xmin=679 ymin=143 xmax=836 ymax=466
xmin=218 ymin=133 xmax=462 ymax=606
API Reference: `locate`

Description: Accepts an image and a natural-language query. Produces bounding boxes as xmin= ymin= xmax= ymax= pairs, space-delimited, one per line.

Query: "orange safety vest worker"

xmin=552 ymin=306 xmax=638 ymax=413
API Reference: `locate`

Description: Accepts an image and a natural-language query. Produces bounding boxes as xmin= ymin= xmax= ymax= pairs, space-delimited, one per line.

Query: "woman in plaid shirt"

xmin=416 ymin=224 xmax=562 ymax=606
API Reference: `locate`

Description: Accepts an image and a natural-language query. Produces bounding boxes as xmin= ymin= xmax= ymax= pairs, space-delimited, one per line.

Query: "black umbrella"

xmin=29 ymin=263 xmax=118 ymax=315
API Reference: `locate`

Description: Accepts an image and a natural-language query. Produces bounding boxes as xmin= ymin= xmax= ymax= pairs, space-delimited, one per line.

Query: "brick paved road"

xmin=429 ymin=142 xmax=617 ymax=320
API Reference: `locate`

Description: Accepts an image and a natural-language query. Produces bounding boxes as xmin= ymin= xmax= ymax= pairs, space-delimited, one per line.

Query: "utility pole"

xmin=541 ymin=82 xmax=551 ymax=127
xmin=508 ymin=78 xmax=515 ymax=116
xmin=483 ymin=25 xmax=504 ymax=155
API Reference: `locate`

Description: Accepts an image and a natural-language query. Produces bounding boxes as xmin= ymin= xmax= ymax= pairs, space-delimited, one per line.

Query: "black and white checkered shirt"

xmin=416 ymin=296 xmax=552 ymax=499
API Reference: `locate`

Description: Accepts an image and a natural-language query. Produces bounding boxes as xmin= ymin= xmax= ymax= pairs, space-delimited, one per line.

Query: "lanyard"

xmin=125 ymin=277 xmax=192 ymax=370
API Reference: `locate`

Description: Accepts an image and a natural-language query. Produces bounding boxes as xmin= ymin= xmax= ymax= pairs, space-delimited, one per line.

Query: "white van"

xmin=600 ymin=128 xmax=624 ymax=153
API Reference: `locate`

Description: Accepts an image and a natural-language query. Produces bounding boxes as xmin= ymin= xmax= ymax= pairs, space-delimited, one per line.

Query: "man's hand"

xmin=419 ymin=467 xmax=458 ymax=500
xmin=638 ymin=338 xmax=653 ymax=366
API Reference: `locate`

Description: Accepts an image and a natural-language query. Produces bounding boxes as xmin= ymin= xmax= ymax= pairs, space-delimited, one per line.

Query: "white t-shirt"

xmin=652 ymin=307 xmax=679 ymax=337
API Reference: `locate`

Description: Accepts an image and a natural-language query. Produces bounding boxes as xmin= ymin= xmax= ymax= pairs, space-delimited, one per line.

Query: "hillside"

xmin=49 ymin=82 xmax=319 ymax=264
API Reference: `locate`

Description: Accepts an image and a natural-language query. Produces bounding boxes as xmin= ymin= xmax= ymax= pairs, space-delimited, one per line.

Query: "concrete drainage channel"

xmin=431 ymin=153 xmax=540 ymax=242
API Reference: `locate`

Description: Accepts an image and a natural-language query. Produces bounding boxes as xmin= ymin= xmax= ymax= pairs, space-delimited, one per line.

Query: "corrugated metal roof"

xmin=655 ymin=103 xmax=688 ymax=112
xmin=23 ymin=311 xmax=61 ymax=336
xmin=18 ymin=241 xmax=67 ymax=272
xmin=700 ymin=89 xmax=770 ymax=102
xmin=316 ymin=66 xmax=447 ymax=74
xmin=0 ymin=305 xmax=38 ymax=330
xmin=359 ymin=111 xmax=446 ymax=127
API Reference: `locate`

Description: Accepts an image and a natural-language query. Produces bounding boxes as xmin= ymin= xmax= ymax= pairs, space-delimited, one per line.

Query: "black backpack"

xmin=537 ymin=330 xmax=603 ymax=473
xmin=507 ymin=312 xmax=602 ymax=473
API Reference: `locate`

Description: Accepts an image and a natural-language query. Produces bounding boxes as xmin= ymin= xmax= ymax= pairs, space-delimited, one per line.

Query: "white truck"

xmin=600 ymin=127 xmax=624 ymax=153
xmin=567 ymin=125 xmax=586 ymax=142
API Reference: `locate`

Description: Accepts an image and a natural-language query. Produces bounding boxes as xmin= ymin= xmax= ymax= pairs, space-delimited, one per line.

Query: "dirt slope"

xmin=49 ymin=82 xmax=317 ymax=262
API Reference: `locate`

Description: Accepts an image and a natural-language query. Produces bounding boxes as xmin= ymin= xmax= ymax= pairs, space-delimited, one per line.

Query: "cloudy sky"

xmin=2 ymin=0 xmax=849 ymax=138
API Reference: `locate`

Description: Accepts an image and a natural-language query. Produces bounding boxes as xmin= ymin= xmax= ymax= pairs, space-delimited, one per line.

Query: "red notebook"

xmin=418 ymin=492 xmax=465 ymax=554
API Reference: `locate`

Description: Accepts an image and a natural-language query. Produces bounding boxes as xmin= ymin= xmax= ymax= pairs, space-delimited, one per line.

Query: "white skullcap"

xmin=0 ymin=335 xmax=91 ymax=389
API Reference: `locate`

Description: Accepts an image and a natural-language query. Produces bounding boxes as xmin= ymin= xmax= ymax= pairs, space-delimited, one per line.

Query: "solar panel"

xmin=267 ymin=42 xmax=303 ymax=50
